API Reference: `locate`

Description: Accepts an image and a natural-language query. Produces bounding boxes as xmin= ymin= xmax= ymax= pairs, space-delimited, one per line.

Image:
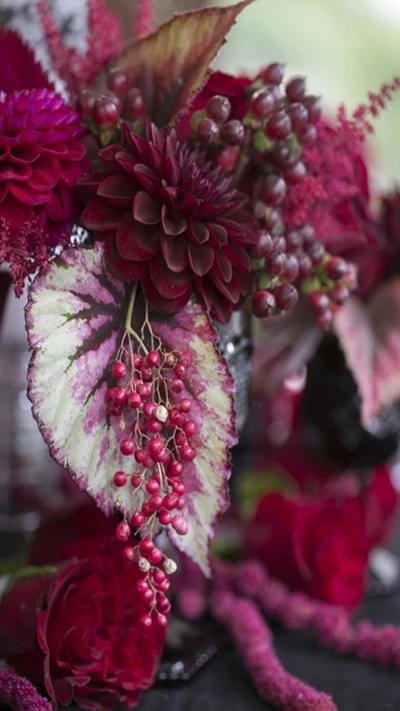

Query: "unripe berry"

xmin=206 ymin=95 xmax=231 ymax=123
xmin=266 ymin=111 xmax=292 ymax=141
xmin=107 ymin=68 xmax=129 ymax=95
xmin=93 ymin=94 xmax=120 ymax=127
xmin=274 ymin=283 xmax=298 ymax=311
xmin=164 ymin=558 xmax=178 ymax=574
xmin=116 ymin=521 xmax=131 ymax=541
xmin=252 ymin=290 xmax=276 ymax=318
xmin=260 ymin=62 xmax=285 ymax=85
xmin=76 ymin=89 xmax=96 ymax=119
xmin=197 ymin=117 xmax=219 ymax=143
xmin=125 ymin=87 xmax=145 ymax=118
xmin=220 ymin=119 xmax=245 ymax=145
xmin=261 ymin=175 xmax=287 ymax=206
xmin=250 ymin=88 xmax=275 ymax=119
xmin=285 ymin=76 xmax=306 ymax=102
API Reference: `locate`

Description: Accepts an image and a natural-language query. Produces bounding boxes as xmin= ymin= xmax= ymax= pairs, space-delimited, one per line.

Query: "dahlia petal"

xmin=60 ymin=161 xmax=85 ymax=187
xmin=47 ymin=190 xmax=63 ymax=221
xmin=61 ymin=138 xmax=86 ymax=162
xmin=105 ymin=237 xmax=148 ymax=282
xmin=97 ymin=174 xmax=136 ymax=207
xmin=28 ymin=154 xmax=61 ymax=190
xmin=78 ymin=172 xmax=110 ymax=189
xmin=160 ymin=184 xmax=179 ymax=208
xmin=8 ymin=181 xmax=49 ymax=205
xmin=145 ymin=119 xmax=164 ymax=152
xmin=178 ymin=192 xmax=200 ymax=214
xmin=209 ymin=270 xmax=240 ymax=303
xmin=188 ymin=219 xmax=210 ymax=244
xmin=115 ymin=150 xmax=137 ymax=177
xmin=0 ymin=161 xmax=32 ymax=181
xmin=98 ymin=144 xmax=124 ymax=170
xmin=147 ymin=143 xmax=163 ymax=174
xmin=224 ymin=244 xmax=251 ymax=272
xmin=0 ymin=183 xmax=7 ymax=202
xmin=149 ymin=255 xmax=191 ymax=298
xmin=43 ymin=142 xmax=68 ymax=157
xmin=133 ymin=163 xmax=159 ymax=194
xmin=194 ymin=276 xmax=233 ymax=324
xmin=82 ymin=197 xmax=124 ymax=231
xmin=133 ymin=191 xmax=161 ymax=225
xmin=125 ymin=130 xmax=149 ymax=164
xmin=1 ymin=194 xmax=31 ymax=229
xmin=208 ymin=222 xmax=228 ymax=246
xmin=188 ymin=242 xmax=215 ymax=277
xmin=141 ymin=274 xmax=191 ymax=314
xmin=9 ymin=143 xmax=41 ymax=163
xmin=161 ymin=234 xmax=188 ymax=273
xmin=161 ymin=205 xmax=187 ymax=236
xmin=215 ymin=251 xmax=233 ymax=283
xmin=116 ymin=213 xmax=160 ymax=261
xmin=164 ymin=156 xmax=182 ymax=186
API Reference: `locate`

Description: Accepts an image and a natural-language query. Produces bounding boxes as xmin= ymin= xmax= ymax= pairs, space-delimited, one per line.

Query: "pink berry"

xmin=131 ymin=475 xmax=142 ymax=491
xmin=180 ymin=444 xmax=196 ymax=461
xmin=140 ymin=614 xmax=153 ymax=629
xmin=159 ymin=510 xmax=172 ymax=526
xmin=131 ymin=511 xmax=145 ymax=528
xmin=260 ymin=61 xmax=285 ymax=85
xmin=93 ymin=94 xmax=120 ymax=127
xmin=139 ymin=537 xmax=154 ymax=556
xmin=174 ymin=362 xmax=186 ymax=378
xmin=143 ymin=401 xmax=157 ymax=417
xmin=179 ymin=351 xmax=193 ymax=368
xmin=163 ymin=493 xmax=179 ymax=511
xmin=116 ymin=521 xmax=131 ymax=541
xmin=75 ymin=89 xmax=96 ymax=119
xmin=120 ymin=438 xmax=135 ymax=455
xmin=136 ymin=579 xmax=149 ymax=594
xmin=147 ymin=417 xmax=162 ymax=434
xmin=170 ymin=408 xmax=184 ymax=426
xmin=154 ymin=448 xmax=169 ymax=463
xmin=146 ymin=478 xmax=160 ymax=494
xmin=157 ymin=614 xmax=168 ymax=628
xmin=141 ymin=588 xmax=155 ymax=604
xmin=128 ymin=392 xmax=142 ymax=409
xmin=175 ymin=431 xmax=186 ymax=447
xmin=114 ymin=387 xmax=127 ymax=406
xmin=171 ymin=514 xmax=189 ymax=535
xmin=137 ymin=382 xmax=151 ymax=399
xmin=168 ymin=460 xmax=183 ymax=479
xmin=113 ymin=361 xmax=127 ymax=378
xmin=252 ymin=290 xmax=276 ymax=319
xmin=153 ymin=569 xmax=167 ymax=585
xmin=158 ymin=577 xmax=170 ymax=593
xmin=134 ymin=449 xmax=147 ymax=464
xmin=149 ymin=495 xmax=163 ymax=511
xmin=141 ymin=366 xmax=153 ymax=381
xmin=173 ymin=481 xmax=185 ymax=496
xmin=157 ymin=595 xmax=172 ymax=614
xmin=149 ymin=547 xmax=163 ymax=564
xmin=141 ymin=501 xmax=153 ymax=517
xmin=133 ymin=354 xmax=143 ymax=369
xmin=108 ymin=68 xmax=129 ymax=95
xmin=123 ymin=546 xmax=135 ymax=562
xmin=179 ymin=398 xmax=192 ymax=413
xmin=114 ymin=471 xmax=127 ymax=487
xmin=148 ymin=438 xmax=163 ymax=457
xmin=183 ymin=420 xmax=197 ymax=437
xmin=125 ymin=87 xmax=145 ymax=118
xmin=171 ymin=378 xmax=184 ymax=394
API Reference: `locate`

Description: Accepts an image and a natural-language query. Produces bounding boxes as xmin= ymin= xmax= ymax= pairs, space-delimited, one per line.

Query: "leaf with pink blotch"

xmin=109 ymin=0 xmax=254 ymax=126
xmin=334 ymin=277 xmax=400 ymax=427
xmin=25 ymin=244 xmax=236 ymax=575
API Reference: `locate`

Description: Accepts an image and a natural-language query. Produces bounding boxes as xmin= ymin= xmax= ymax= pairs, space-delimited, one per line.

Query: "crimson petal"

xmin=97 ymin=174 xmax=135 ymax=207
xmin=224 ymin=244 xmax=251 ymax=272
xmin=161 ymin=234 xmax=188 ymax=273
xmin=105 ymin=238 xmax=147 ymax=281
xmin=209 ymin=271 xmax=240 ymax=303
xmin=133 ymin=164 xmax=159 ymax=194
xmin=8 ymin=181 xmax=49 ymax=205
xmin=215 ymin=251 xmax=233 ymax=283
xmin=188 ymin=242 xmax=214 ymax=277
xmin=82 ymin=198 xmax=124 ymax=231
xmin=116 ymin=213 xmax=160 ymax=261
xmin=149 ymin=255 xmax=191 ymax=298
xmin=161 ymin=205 xmax=187 ymax=236
xmin=188 ymin=220 xmax=210 ymax=244
xmin=133 ymin=191 xmax=161 ymax=225
xmin=141 ymin=274 xmax=191 ymax=314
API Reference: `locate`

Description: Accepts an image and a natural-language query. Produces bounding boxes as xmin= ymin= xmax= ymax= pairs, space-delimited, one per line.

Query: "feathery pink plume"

xmin=134 ymin=0 xmax=155 ymax=40
xmin=0 ymin=668 xmax=51 ymax=711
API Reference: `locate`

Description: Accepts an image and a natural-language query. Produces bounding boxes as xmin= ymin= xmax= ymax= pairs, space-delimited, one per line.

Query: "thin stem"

xmin=125 ymin=283 xmax=149 ymax=355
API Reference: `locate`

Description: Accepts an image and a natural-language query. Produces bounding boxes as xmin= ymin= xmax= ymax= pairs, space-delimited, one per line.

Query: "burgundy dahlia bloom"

xmin=0 ymin=88 xmax=86 ymax=294
xmin=82 ymin=121 xmax=254 ymax=323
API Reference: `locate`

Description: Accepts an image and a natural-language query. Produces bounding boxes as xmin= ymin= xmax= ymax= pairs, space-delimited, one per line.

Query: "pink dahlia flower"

xmin=82 ymin=121 xmax=254 ymax=323
xmin=0 ymin=88 xmax=86 ymax=294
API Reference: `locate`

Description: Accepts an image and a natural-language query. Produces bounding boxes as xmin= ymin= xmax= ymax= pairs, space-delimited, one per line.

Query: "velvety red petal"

xmin=8 ymin=181 xmax=49 ymax=205
xmin=148 ymin=255 xmax=191 ymax=298
xmin=82 ymin=198 xmax=124 ymax=231
xmin=28 ymin=154 xmax=61 ymax=191
xmin=188 ymin=242 xmax=215 ymax=277
xmin=116 ymin=213 xmax=160 ymax=261
xmin=188 ymin=219 xmax=210 ymax=244
xmin=161 ymin=205 xmax=187 ymax=236
xmin=141 ymin=274 xmax=191 ymax=314
xmin=0 ymin=161 xmax=32 ymax=181
xmin=215 ymin=251 xmax=233 ymax=282
xmin=209 ymin=269 xmax=240 ymax=303
xmin=160 ymin=234 xmax=188 ymax=273
xmin=98 ymin=144 xmax=125 ymax=170
xmin=133 ymin=163 xmax=159 ymax=194
xmin=9 ymin=143 xmax=41 ymax=163
xmin=133 ymin=191 xmax=161 ymax=225
xmin=97 ymin=174 xmax=135 ymax=207
xmin=78 ymin=172 xmax=110 ymax=189
xmin=163 ymin=156 xmax=181 ymax=186
xmin=224 ymin=244 xmax=251 ymax=271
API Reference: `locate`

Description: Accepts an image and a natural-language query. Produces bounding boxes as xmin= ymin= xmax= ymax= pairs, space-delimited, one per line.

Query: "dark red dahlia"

xmin=0 ymin=88 xmax=86 ymax=294
xmin=82 ymin=121 xmax=254 ymax=323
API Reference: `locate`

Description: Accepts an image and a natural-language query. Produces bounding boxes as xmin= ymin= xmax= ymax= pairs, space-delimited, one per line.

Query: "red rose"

xmin=244 ymin=491 xmax=369 ymax=609
xmin=177 ymin=70 xmax=251 ymax=141
xmin=0 ymin=541 xmax=166 ymax=710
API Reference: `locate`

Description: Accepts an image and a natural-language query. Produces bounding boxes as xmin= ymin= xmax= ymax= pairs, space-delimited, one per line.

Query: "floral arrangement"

xmin=0 ymin=1 xmax=399 ymax=710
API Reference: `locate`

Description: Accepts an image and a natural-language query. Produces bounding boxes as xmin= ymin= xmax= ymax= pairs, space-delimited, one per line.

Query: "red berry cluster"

xmin=75 ymin=68 xmax=145 ymax=132
xmin=307 ymin=256 xmax=357 ymax=328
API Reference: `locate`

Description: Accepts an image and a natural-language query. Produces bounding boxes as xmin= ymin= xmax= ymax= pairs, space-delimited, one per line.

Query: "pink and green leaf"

xmin=334 ymin=277 xmax=400 ymax=427
xmin=25 ymin=244 xmax=236 ymax=575
xmin=110 ymin=0 xmax=254 ymax=126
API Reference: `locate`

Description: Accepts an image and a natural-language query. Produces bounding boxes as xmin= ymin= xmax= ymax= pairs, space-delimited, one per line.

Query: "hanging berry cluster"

xmin=190 ymin=62 xmax=357 ymax=326
xmin=104 ymin=291 xmax=199 ymax=628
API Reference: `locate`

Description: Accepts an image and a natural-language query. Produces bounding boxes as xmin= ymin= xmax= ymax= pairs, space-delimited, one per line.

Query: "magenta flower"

xmin=82 ymin=120 xmax=254 ymax=323
xmin=0 ymin=88 xmax=86 ymax=294
xmin=0 ymin=669 xmax=51 ymax=711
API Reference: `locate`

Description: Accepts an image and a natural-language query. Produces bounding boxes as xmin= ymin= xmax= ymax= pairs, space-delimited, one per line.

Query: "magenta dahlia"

xmin=0 ymin=88 xmax=86 ymax=294
xmin=81 ymin=121 xmax=254 ymax=323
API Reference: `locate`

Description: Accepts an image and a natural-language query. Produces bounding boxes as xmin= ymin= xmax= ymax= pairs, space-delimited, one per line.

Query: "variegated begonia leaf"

xmin=109 ymin=0 xmax=254 ymax=126
xmin=25 ymin=244 xmax=236 ymax=575
xmin=334 ymin=277 xmax=400 ymax=427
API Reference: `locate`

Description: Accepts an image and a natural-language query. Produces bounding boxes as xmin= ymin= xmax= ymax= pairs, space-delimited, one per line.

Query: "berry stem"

xmin=125 ymin=283 xmax=149 ymax=355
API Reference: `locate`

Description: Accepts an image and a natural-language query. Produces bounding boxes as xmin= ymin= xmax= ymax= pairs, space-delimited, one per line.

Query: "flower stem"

xmin=125 ymin=283 xmax=149 ymax=355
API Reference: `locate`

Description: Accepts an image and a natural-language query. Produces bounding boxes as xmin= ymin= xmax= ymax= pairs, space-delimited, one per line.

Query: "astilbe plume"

xmin=37 ymin=0 xmax=123 ymax=95
xmin=82 ymin=120 xmax=255 ymax=323
xmin=0 ymin=668 xmax=51 ymax=711
xmin=134 ymin=0 xmax=156 ymax=40
xmin=0 ymin=88 xmax=86 ymax=294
